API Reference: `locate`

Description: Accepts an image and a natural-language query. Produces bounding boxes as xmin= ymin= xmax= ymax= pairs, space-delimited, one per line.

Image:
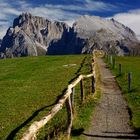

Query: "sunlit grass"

xmin=107 ymin=56 xmax=140 ymax=132
xmin=0 ymin=55 xmax=92 ymax=139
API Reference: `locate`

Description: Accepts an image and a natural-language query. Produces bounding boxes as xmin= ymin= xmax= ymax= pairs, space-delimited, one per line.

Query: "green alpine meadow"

xmin=0 ymin=55 xmax=96 ymax=139
xmin=108 ymin=56 xmax=140 ymax=133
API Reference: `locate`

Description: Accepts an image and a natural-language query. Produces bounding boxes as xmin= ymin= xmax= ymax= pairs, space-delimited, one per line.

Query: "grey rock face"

xmin=0 ymin=13 xmax=71 ymax=58
xmin=0 ymin=13 xmax=140 ymax=58
xmin=73 ymin=15 xmax=140 ymax=55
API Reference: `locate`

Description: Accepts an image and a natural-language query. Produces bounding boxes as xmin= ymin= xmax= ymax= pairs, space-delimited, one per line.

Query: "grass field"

xmin=0 ymin=55 xmax=95 ymax=139
xmin=106 ymin=56 xmax=140 ymax=133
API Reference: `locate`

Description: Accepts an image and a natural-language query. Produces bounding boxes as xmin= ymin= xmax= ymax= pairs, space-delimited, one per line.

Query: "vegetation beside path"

xmin=72 ymin=54 xmax=101 ymax=140
xmin=105 ymin=56 xmax=140 ymax=134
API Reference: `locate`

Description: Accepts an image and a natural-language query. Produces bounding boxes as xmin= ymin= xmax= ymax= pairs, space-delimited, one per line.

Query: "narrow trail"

xmin=83 ymin=57 xmax=140 ymax=140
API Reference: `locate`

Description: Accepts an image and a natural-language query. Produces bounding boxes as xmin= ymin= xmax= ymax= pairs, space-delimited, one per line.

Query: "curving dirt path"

xmin=83 ymin=57 xmax=140 ymax=140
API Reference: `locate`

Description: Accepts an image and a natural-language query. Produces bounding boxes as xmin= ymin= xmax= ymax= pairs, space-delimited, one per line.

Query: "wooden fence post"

xmin=128 ymin=72 xmax=132 ymax=92
xmin=91 ymin=76 xmax=95 ymax=94
xmin=66 ymin=96 xmax=73 ymax=140
xmin=119 ymin=64 xmax=122 ymax=76
xmin=21 ymin=73 xmax=94 ymax=140
xmin=80 ymin=79 xmax=84 ymax=102
xmin=71 ymin=88 xmax=75 ymax=106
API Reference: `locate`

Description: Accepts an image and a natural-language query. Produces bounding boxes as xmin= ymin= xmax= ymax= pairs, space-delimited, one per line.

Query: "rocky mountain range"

xmin=0 ymin=13 xmax=140 ymax=58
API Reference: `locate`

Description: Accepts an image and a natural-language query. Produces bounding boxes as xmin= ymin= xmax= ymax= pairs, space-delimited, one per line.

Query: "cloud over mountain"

xmin=0 ymin=13 xmax=139 ymax=58
xmin=112 ymin=9 xmax=140 ymax=40
xmin=0 ymin=0 xmax=140 ymax=39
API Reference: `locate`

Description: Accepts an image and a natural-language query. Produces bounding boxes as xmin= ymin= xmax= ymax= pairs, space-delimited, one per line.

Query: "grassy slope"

xmin=0 ymin=55 xmax=92 ymax=140
xmin=108 ymin=56 xmax=140 ymax=132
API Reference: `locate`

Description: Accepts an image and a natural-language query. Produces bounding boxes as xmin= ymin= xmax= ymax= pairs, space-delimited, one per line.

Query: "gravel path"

xmin=83 ymin=58 xmax=140 ymax=140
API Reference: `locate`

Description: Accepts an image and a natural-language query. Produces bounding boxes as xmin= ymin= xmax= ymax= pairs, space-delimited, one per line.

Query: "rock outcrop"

xmin=0 ymin=13 xmax=72 ymax=58
xmin=73 ymin=15 xmax=140 ymax=55
xmin=0 ymin=13 xmax=140 ymax=58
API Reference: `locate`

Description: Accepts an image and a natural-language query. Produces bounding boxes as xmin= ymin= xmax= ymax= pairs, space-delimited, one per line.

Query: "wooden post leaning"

xmin=71 ymin=87 xmax=75 ymax=106
xmin=21 ymin=85 xmax=73 ymax=140
xmin=119 ymin=64 xmax=122 ymax=76
xmin=65 ymin=96 xmax=73 ymax=139
xmin=21 ymin=74 xmax=94 ymax=140
xmin=91 ymin=76 xmax=95 ymax=94
xmin=128 ymin=72 xmax=132 ymax=92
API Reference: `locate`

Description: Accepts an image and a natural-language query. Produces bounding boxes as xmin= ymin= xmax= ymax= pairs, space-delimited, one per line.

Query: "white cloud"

xmin=112 ymin=9 xmax=140 ymax=40
xmin=85 ymin=1 xmax=117 ymax=11
xmin=0 ymin=13 xmax=7 ymax=20
xmin=42 ymin=1 xmax=117 ymax=12
xmin=2 ymin=8 xmax=20 ymax=16
xmin=26 ymin=1 xmax=117 ymax=23
xmin=0 ymin=0 xmax=117 ymax=38
xmin=28 ymin=6 xmax=80 ymax=22
xmin=0 ymin=1 xmax=21 ymax=16
xmin=0 ymin=0 xmax=27 ymax=38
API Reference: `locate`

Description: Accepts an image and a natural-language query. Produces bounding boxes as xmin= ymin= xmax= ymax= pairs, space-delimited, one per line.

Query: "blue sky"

xmin=0 ymin=0 xmax=140 ymax=39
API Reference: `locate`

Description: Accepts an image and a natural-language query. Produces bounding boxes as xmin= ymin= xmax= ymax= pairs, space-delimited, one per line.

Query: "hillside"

xmin=0 ymin=13 xmax=140 ymax=58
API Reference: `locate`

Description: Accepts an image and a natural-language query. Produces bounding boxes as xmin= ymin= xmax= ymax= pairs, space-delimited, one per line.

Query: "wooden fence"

xmin=21 ymin=62 xmax=96 ymax=140
xmin=105 ymin=55 xmax=133 ymax=92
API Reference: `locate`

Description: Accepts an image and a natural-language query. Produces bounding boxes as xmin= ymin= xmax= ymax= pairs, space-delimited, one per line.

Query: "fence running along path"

xmin=21 ymin=60 xmax=96 ymax=140
xmin=105 ymin=55 xmax=133 ymax=92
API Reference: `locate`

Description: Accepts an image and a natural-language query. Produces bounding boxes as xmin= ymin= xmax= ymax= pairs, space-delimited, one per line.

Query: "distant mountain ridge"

xmin=0 ymin=13 xmax=140 ymax=58
xmin=74 ymin=15 xmax=140 ymax=55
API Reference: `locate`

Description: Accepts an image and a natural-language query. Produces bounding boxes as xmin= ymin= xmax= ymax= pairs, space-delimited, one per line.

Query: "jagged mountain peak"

xmin=73 ymin=15 xmax=137 ymax=41
xmin=0 ymin=13 xmax=140 ymax=58
xmin=0 ymin=13 xmax=72 ymax=58
xmin=72 ymin=15 xmax=140 ymax=56
xmin=13 ymin=13 xmax=50 ymax=28
xmin=13 ymin=13 xmax=69 ymax=30
xmin=73 ymin=15 xmax=103 ymax=31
